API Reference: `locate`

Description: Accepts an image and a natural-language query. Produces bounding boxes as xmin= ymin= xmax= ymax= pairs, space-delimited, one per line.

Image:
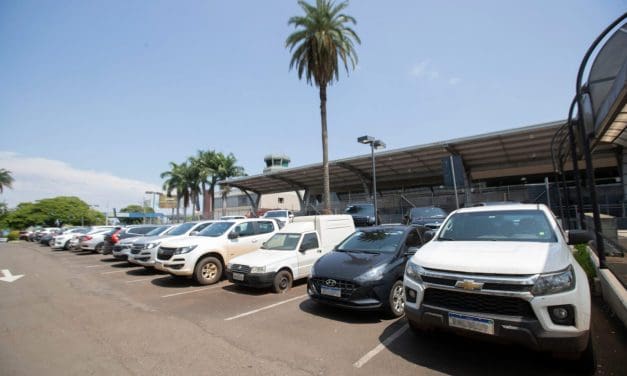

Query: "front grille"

xmin=352 ymin=217 xmax=371 ymax=226
xmin=131 ymin=244 xmax=144 ymax=254
xmin=310 ymin=277 xmax=357 ymax=299
xmin=423 ymin=288 xmax=536 ymax=318
xmin=422 ymin=276 xmax=532 ymax=292
xmin=157 ymin=247 xmax=175 ymax=260
xmin=230 ymin=264 xmax=251 ymax=273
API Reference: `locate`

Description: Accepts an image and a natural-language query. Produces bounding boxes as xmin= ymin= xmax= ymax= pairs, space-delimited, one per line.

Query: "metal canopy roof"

xmin=221 ymin=120 xmax=618 ymax=195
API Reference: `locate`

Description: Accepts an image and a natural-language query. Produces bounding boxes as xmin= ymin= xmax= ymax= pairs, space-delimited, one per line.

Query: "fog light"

xmin=405 ymin=287 xmax=417 ymax=303
xmin=548 ymin=305 xmax=575 ymax=326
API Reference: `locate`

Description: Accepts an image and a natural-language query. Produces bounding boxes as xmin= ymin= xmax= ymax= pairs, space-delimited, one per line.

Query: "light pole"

xmin=358 ymin=135 xmax=386 ymax=225
xmin=145 ymin=191 xmax=160 ymax=224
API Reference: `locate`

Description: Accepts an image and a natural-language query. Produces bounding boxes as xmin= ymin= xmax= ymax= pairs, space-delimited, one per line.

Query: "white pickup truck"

xmin=226 ymin=215 xmax=355 ymax=293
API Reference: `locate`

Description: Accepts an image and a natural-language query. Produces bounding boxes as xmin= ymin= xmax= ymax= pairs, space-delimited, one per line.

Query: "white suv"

xmin=404 ymin=204 xmax=592 ymax=361
xmin=155 ymin=218 xmax=279 ymax=285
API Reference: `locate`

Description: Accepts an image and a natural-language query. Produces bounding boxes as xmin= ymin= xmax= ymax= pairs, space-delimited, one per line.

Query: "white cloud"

xmin=0 ymin=151 xmax=162 ymax=213
xmin=448 ymin=77 xmax=462 ymax=85
xmin=409 ymin=60 xmax=439 ymax=80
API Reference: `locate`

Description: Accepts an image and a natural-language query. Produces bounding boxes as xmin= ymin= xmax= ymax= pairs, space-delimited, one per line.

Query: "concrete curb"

xmin=587 ymin=247 xmax=627 ymax=328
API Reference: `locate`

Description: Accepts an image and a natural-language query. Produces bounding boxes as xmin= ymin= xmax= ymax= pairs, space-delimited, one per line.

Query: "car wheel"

xmin=272 ymin=270 xmax=293 ymax=293
xmin=95 ymin=243 xmax=104 ymax=254
xmin=194 ymin=256 xmax=222 ymax=285
xmin=386 ymin=280 xmax=405 ymax=318
xmin=63 ymin=240 xmax=71 ymax=250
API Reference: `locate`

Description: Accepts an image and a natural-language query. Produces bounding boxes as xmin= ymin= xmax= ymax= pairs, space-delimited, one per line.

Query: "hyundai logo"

xmin=325 ymin=279 xmax=337 ymax=287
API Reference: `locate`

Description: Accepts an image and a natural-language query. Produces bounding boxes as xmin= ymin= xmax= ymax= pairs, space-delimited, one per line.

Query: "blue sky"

xmin=0 ymin=1 xmax=625 ymax=209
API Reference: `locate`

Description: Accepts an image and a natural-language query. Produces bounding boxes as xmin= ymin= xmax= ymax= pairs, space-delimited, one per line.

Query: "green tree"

xmin=192 ymin=150 xmax=218 ymax=220
xmin=0 ymin=168 xmax=14 ymax=193
xmin=120 ymin=204 xmax=154 ymax=224
xmin=2 ymin=197 xmax=104 ymax=229
xmin=215 ymin=153 xmax=246 ymax=217
xmin=286 ymin=0 xmax=360 ymax=212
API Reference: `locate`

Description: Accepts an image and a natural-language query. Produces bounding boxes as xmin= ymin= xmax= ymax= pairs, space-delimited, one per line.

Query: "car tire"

xmin=95 ymin=243 xmax=104 ymax=254
xmin=272 ymin=270 xmax=293 ymax=293
xmin=386 ymin=280 xmax=405 ymax=318
xmin=194 ymin=256 xmax=222 ymax=285
xmin=63 ymin=240 xmax=71 ymax=250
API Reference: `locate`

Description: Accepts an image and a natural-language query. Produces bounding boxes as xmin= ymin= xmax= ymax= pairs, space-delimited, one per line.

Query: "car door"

xmin=224 ymin=221 xmax=258 ymax=261
xmin=296 ymin=232 xmax=322 ymax=279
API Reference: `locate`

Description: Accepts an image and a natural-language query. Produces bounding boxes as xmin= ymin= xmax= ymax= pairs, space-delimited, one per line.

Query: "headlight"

xmin=146 ymin=242 xmax=159 ymax=249
xmin=354 ymin=264 xmax=386 ymax=283
xmin=251 ymin=266 xmax=266 ymax=273
xmin=404 ymin=260 xmax=423 ymax=283
xmin=531 ymin=265 xmax=575 ymax=296
xmin=175 ymin=245 xmax=197 ymax=254
xmin=226 ymin=263 xmax=233 ymax=271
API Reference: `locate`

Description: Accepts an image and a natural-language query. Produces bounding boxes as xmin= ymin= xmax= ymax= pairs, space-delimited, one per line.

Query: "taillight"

xmin=84 ymin=235 xmax=92 ymax=241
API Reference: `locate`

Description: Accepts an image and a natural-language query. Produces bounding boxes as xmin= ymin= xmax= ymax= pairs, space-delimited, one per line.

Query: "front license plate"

xmin=232 ymin=272 xmax=244 ymax=281
xmin=448 ymin=312 xmax=494 ymax=335
xmin=320 ymin=286 xmax=341 ymax=297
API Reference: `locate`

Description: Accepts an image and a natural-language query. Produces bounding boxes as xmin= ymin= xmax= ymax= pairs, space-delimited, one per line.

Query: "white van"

xmin=226 ymin=215 xmax=355 ymax=293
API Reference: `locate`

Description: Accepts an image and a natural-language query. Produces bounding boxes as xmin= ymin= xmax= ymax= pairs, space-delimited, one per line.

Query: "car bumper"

xmin=155 ymin=258 xmax=193 ymax=276
xmin=227 ymin=271 xmax=275 ymax=287
xmin=306 ymin=279 xmax=388 ymax=311
xmin=129 ymin=253 xmax=155 ymax=266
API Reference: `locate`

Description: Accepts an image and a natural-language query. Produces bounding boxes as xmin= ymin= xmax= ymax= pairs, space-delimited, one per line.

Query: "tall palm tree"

xmin=215 ymin=153 xmax=246 ymax=216
xmin=191 ymin=150 xmax=218 ymax=219
xmin=0 ymin=168 xmax=14 ymax=193
xmin=161 ymin=162 xmax=184 ymax=222
xmin=286 ymin=0 xmax=360 ymax=212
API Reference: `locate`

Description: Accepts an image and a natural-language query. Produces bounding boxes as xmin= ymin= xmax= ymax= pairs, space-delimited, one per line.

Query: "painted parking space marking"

xmin=224 ymin=294 xmax=308 ymax=321
xmin=101 ymin=269 xmax=135 ymax=275
xmin=124 ymin=278 xmax=155 ymax=284
xmin=86 ymin=265 xmax=107 ymax=268
xmin=160 ymin=285 xmax=225 ymax=298
xmin=353 ymin=323 xmax=408 ymax=368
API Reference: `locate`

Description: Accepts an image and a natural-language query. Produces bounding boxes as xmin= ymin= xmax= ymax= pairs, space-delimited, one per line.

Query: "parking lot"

xmin=1 ymin=241 xmax=624 ymax=376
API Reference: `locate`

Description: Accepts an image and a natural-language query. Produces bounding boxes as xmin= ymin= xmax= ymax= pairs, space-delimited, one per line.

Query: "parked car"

xmin=19 ymin=230 xmax=32 ymax=241
xmin=220 ymin=215 xmax=246 ymax=220
xmin=40 ymin=229 xmax=63 ymax=246
xmin=155 ymin=218 xmax=280 ymax=285
xmin=403 ymin=204 xmax=593 ymax=365
xmin=51 ymin=227 xmax=90 ymax=250
xmin=112 ymin=225 xmax=174 ymax=260
xmin=403 ymin=206 xmax=448 ymax=229
xmin=68 ymin=226 xmax=115 ymax=250
xmin=102 ymin=225 xmax=160 ymax=255
xmin=344 ymin=203 xmax=377 ymax=227
xmin=307 ymin=225 xmax=428 ymax=317
xmin=128 ymin=221 xmax=216 ymax=269
xmin=31 ymin=227 xmax=60 ymax=242
xmin=227 ymin=215 xmax=355 ymax=293
xmin=262 ymin=210 xmax=294 ymax=227
xmin=79 ymin=228 xmax=119 ymax=252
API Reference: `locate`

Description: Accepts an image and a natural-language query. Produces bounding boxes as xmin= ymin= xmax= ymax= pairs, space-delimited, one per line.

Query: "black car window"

xmin=256 ymin=221 xmax=275 ymax=235
xmin=166 ymin=222 xmax=195 ymax=236
xmin=129 ymin=226 xmax=157 ymax=235
xmin=199 ymin=222 xmax=234 ymax=237
xmin=405 ymin=229 xmax=422 ymax=247
xmin=146 ymin=225 xmax=170 ymax=236
xmin=337 ymin=229 xmax=404 ymax=253
xmin=193 ymin=222 xmax=213 ymax=233
xmin=301 ymin=233 xmax=319 ymax=250
xmin=234 ymin=222 xmax=254 ymax=237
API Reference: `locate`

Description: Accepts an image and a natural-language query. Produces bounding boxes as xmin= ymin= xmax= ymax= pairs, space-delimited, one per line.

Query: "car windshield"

xmin=345 ymin=205 xmax=374 ymax=215
xmin=410 ymin=207 xmax=447 ymax=218
xmin=437 ymin=210 xmax=557 ymax=242
xmin=261 ymin=233 xmax=302 ymax=251
xmin=337 ymin=229 xmax=404 ymax=254
xmin=166 ymin=222 xmax=196 ymax=236
xmin=198 ymin=222 xmax=234 ymax=237
xmin=146 ymin=226 xmax=171 ymax=236
xmin=264 ymin=211 xmax=286 ymax=218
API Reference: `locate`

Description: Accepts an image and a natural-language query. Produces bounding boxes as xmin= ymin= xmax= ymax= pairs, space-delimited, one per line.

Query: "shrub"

xmin=7 ymin=230 xmax=20 ymax=241
xmin=574 ymin=244 xmax=597 ymax=280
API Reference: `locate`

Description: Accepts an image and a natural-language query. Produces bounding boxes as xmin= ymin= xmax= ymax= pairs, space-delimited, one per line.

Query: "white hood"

xmin=159 ymin=236 xmax=220 ymax=249
xmin=414 ymin=240 xmax=571 ymax=275
xmin=230 ymin=249 xmax=294 ymax=267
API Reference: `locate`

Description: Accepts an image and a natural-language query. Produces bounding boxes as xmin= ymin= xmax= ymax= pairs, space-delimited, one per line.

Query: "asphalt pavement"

xmin=0 ymin=242 xmax=624 ymax=375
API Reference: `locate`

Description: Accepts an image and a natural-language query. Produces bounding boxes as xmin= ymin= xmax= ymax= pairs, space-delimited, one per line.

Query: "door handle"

xmin=252 ymin=239 xmax=258 ymax=243
xmin=317 ymin=249 xmax=322 ymax=253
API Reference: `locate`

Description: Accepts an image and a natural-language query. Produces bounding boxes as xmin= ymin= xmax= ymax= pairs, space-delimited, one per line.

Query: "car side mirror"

xmin=423 ymin=231 xmax=435 ymax=242
xmin=567 ymin=230 xmax=594 ymax=245
xmin=405 ymin=246 xmax=419 ymax=256
xmin=228 ymin=232 xmax=239 ymax=239
xmin=190 ymin=231 xmax=199 ymax=236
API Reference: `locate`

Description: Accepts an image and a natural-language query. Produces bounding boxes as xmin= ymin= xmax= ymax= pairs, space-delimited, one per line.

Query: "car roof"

xmin=454 ymin=203 xmax=546 ymax=214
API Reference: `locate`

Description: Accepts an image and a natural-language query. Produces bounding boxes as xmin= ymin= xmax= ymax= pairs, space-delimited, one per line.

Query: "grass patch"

xmin=574 ymin=244 xmax=597 ymax=280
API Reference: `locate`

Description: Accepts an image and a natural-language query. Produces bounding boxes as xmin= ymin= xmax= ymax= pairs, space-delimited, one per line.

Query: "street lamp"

xmin=145 ymin=191 xmax=161 ymax=224
xmin=358 ymin=135 xmax=386 ymax=225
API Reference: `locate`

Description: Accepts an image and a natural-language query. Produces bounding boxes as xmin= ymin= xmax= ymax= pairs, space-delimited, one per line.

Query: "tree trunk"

xmin=183 ymin=205 xmax=188 ymax=222
xmin=209 ymin=182 xmax=216 ymax=220
xmin=176 ymin=200 xmax=180 ymax=223
xmin=319 ymin=83 xmax=331 ymax=213
xmin=222 ymin=192 xmax=227 ymax=217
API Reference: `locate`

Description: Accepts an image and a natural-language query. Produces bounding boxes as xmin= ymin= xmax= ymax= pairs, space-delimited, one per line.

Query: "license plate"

xmin=232 ymin=272 xmax=244 ymax=281
xmin=448 ymin=312 xmax=494 ymax=335
xmin=320 ymin=286 xmax=341 ymax=297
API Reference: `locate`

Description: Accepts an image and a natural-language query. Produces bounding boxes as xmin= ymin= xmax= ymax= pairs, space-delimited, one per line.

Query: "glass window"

xmin=234 ymin=222 xmax=254 ymax=237
xmin=337 ymin=229 xmax=404 ymax=254
xmin=129 ymin=226 xmax=157 ymax=235
xmin=261 ymin=233 xmax=301 ymax=251
xmin=199 ymin=222 xmax=234 ymax=237
xmin=345 ymin=204 xmax=374 ymax=216
xmin=256 ymin=221 xmax=275 ymax=234
xmin=301 ymin=233 xmax=319 ymax=250
xmin=146 ymin=225 xmax=171 ymax=236
xmin=166 ymin=222 xmax=195 ymax=236
xmin=405 ymin=229 xmax=422 ymax=247
xmin=409 ymin=207 xmax=447 ymax=218
xmin=438 ymin=210 xmax=557 ymax=242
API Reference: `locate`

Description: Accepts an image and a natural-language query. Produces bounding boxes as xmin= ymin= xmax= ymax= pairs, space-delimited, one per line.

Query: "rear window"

xmin=410 ymin=207 xmax=447 ymax=218
xmin=128 ymin=226 xmax=157 ymax=235
xmin=438 ymin=210 xmax=557 ymax=242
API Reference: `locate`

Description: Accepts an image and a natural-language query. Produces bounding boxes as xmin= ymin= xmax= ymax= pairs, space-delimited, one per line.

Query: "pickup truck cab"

xmin=226 ymin=215 xmax=355 ymax=293
xmin=404 ymin=204 xmax=593 ymax=363
xmin=155 ymin=218 xmax=279 ymax=285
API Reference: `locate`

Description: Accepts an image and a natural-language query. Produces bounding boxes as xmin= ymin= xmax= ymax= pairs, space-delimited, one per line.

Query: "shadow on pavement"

xmin=298 ymin=298 xmax=384 ymax=324
xmin=222 ymin=284 xmax=270 ymax=296
xmin=126 ymin=268 xmax=165 ymax=276
xmin=151 ymin=275 xmax=197 ymax=288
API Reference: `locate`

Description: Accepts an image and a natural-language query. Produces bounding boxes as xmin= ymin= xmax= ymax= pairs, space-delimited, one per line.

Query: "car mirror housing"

xmin=405 ymin=246 xmax=420 ymax=256
xmin=423 ymin=231 xmax=435 ymax=242
xmin=228 ymin=232 xmax=239 ymax=239
xmin=190 ymin=231 xmax=199 ymax=236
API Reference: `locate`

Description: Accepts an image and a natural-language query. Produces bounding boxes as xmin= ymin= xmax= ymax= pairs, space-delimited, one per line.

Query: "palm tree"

xmin=0 ymin=168 xmax=14 ymax=193
xmin=161 ymin=162 xmax=196 ymax=222
xmin=191 ymin=150 xmax=218 ymax=219
xmin=215 ymin=153 xmax=246 ymax=216
xmin=286 ymin=0 xmax=360 ymax=212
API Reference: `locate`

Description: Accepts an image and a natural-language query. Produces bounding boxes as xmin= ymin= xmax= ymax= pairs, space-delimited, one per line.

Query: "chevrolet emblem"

xmin=455 ymin=279 xmax=483 ymax=291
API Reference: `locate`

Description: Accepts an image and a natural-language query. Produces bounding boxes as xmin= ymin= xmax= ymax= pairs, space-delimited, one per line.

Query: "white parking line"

xmin=124 ymin=278 xmax=154 ymax=284
xmin=161 ymin=285 xmax=224 ymax=298
xmin=224 ymin=294 xmax=307 ymax=321
xmin=85 ymin=265 xmax=107 ymax=268
xmin=101 ymin=269 xmax=132 ymax=275
xmin=353 ymin=323 xmax=408 ymax=368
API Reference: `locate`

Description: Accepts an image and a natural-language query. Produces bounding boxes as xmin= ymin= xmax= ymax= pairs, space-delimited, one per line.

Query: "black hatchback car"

xmin=307 ymin=225 xmax=428 ymax=317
